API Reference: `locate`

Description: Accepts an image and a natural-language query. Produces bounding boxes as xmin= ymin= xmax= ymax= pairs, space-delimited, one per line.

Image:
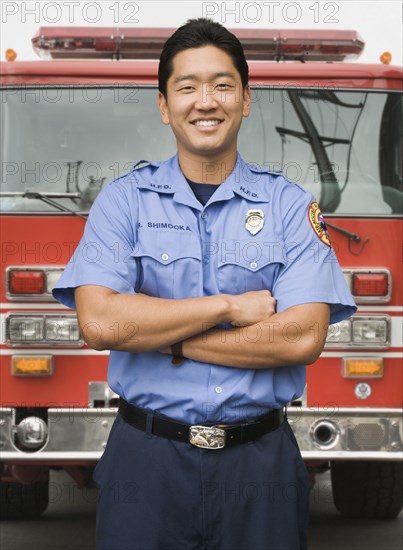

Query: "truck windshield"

xmin=1 ymin=86 xmax=401 ymax=215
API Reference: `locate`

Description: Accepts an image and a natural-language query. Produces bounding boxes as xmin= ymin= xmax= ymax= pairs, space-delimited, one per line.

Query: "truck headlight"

xmin=326 ymin=315 xmax=390 ymax=349
xmin=45 ymin=316 xmax=81 ymax=342
xmin=8 ymin=316 xmax=44 ymax=342
xmin=352 ymin=318 xmax=389 ymax=344
xmin=5 ymin=314 xmax=83 ymax=347
xmin=326 ymin=319 xmax=351 ymax=343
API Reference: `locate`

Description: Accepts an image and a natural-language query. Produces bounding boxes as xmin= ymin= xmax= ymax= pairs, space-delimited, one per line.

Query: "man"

xmin=54 ymin=18 xmax=356 ymax=550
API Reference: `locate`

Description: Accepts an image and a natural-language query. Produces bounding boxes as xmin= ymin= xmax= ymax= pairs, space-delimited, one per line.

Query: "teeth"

xmin=194 ymin=120 xmax=221 ymax=127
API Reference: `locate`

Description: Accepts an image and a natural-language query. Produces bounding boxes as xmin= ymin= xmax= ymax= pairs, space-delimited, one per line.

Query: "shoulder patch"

xmin=308 ymin=201 xmax=331 ymax=247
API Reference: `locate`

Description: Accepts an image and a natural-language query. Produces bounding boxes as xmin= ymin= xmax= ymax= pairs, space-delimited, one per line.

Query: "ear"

xmin=158 ymin=92 xmax=170 ymax=125
xmin=242 ymin=85 xmax=251 ymax=118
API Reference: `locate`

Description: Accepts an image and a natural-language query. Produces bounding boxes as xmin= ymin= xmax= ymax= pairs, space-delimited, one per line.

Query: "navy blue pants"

xmin=93 ymin=413 xmax=310 ymax=550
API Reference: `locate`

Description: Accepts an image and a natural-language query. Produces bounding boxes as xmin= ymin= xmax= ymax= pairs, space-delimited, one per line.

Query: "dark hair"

xmin=158 ymin=18 xmax=249 ymax=97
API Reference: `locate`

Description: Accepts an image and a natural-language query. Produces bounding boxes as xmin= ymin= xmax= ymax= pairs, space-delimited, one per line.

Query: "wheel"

xmin=0 ymin=480 xmax=49 ymax=520
xmin=331 ymin=461 xmax=403 ymax=520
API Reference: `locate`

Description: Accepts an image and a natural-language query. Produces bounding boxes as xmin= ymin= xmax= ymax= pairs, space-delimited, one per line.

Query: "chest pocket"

xmin=132 ymin=231 xmax=201 ymax=299
xmin=216 ymin=238 xmax=286 ymax=294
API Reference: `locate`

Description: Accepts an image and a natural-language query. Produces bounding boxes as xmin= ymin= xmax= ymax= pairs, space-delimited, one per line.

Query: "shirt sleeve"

xmin=52 ymin=178 xmax=138 ymax=310
xmin=271 ymin=180 xmax=357 ymax=324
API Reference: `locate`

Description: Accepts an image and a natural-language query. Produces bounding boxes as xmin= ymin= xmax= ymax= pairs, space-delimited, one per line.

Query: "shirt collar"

xmin=135 ymin=153 xmax=271 ymax=206
xmin=224 ymin=155 xmax=270 ymax=204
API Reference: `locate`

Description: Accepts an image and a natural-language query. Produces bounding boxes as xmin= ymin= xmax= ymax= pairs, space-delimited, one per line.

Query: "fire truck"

xmin=1 ymin=27 xmax=402 ymax=520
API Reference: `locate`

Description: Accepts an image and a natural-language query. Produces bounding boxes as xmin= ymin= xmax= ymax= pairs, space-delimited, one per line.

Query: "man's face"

xmin=158 ymin=45 xmax=250 ymax=161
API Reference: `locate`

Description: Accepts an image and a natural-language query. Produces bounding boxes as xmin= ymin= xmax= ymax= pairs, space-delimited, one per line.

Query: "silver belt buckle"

xmin=189 ymin=425 xmax=226 ymax=449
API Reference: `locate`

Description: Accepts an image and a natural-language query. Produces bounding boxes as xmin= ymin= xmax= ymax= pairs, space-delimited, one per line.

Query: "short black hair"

xmin=158 ymin=18 xmax=249 ymax=97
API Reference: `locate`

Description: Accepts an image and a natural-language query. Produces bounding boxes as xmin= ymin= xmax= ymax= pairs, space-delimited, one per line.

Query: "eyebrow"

xmin=173 ymin=72 xmax=236 ymax=84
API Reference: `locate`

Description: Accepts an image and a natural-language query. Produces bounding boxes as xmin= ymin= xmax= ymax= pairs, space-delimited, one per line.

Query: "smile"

xmin=192 ymin=120 xmax=223 ymax=127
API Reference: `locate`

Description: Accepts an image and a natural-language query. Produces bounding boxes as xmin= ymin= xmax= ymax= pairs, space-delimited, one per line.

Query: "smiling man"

xmin=158 ymin=44 xmax=250 ymax=177
xmin=53 ymin=18 xmax=356 ymax=550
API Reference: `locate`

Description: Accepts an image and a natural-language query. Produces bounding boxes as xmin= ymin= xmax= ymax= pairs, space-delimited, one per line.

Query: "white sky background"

xmin=0 ymin=0 xmax=402 ymax=65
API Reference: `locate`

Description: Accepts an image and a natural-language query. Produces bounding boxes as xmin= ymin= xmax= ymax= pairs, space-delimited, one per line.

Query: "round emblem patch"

xmin=308 ymin=202 xmax=331 ymax=247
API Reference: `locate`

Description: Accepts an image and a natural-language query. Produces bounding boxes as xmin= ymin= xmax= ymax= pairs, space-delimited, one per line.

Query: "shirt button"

xmin=161 ymin=253 xmax=169 ymax=261
xmin=201 ymin=212 xmax=208 ymax=219
xmin=250 ymin=261 xmax=257 ymax=269
xmin=215 ymin=386 xmax=223 ymax=394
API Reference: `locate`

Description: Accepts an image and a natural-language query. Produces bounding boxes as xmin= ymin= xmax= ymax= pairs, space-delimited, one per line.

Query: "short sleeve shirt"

xmin=53 ymin=154 xmax=356 ymax=424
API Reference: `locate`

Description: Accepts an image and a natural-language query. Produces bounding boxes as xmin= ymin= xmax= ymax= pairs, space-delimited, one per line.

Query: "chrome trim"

xmin=6 ymin=266 xmax=65 ymax=302
xmin=0 ymin=192 xmax=81 ymax=198
xmin=287 ymin=407 xmax=403 ymax=459
xmin=342 ymin=268 xmax=392 ymax=304
xmin=309 ymin=419 xmax=340 ymax=449
xmin=0 ymin=407 xmax=401 ymax=462
xmin=16 ymin=416 xmax=48 ymax=449
xmin=88 ymin=382 xmax=119 ymax=408
xmin=0 ymin=212 xmax=88 ymax=216
xmin=0 ymin=407 xmax=117 ymax=461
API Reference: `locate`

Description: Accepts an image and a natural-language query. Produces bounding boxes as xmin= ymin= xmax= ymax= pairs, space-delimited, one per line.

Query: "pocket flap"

xmin=217 ymin=239 xmax=286 ymax=271
xmin=133 ymin=231 xmax=201 ymax=264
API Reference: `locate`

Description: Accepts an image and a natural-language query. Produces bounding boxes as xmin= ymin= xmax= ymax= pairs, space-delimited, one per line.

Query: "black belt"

xmin=119 ymin=398 xmax=284 ymax=450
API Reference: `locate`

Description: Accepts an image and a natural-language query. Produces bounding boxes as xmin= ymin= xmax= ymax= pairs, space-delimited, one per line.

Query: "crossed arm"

xmin=75 ymin=285 xmax=330 ymax=369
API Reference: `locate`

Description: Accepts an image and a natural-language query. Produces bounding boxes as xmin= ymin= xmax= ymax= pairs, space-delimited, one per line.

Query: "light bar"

xmin=238 ymin=29 xmax=365 ymax=61
xmin=32 ymin=27 xmax=174 ymax=60
xmin=32 ymin=27 xmax=365 ymax=62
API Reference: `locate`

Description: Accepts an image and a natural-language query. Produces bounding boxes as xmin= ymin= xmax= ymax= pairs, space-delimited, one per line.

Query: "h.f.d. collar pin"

xmin=245 ymin=209 xmax=264 ymax=235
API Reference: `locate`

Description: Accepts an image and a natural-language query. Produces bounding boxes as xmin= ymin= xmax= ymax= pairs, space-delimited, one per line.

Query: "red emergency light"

xmin=353 ymin=273 xmax=389 ymax=297
xmin=9 ymin=271 xmax=45 ymax=294
xmin=32 ymin=27 xmax=365 ymax=62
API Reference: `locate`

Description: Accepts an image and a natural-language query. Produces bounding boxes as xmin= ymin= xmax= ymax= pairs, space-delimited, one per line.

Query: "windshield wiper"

xmin=287 ymin=90 xmax=341 ymax=212
xmin=326 ymin=222 xmax=361 ymax=242
xmin=326 ymin=221 xmax=369 ymax=255
xmin=0 ymin=191 xmax=87 ymax=220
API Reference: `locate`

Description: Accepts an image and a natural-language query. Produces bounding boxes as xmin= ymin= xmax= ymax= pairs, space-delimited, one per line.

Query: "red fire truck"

xmin=1 ymin=27 xmax=402 ymax=520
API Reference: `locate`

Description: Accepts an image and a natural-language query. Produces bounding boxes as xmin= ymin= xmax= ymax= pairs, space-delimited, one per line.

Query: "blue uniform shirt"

xmin=53 ymin=154 xmax=356 ymax=424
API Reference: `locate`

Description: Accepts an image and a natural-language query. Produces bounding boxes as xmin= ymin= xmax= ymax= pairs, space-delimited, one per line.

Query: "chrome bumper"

xmin=0 ymin=407 xmax=117 ymax=462
xmin=287 ymin=407 xmax=403 ymax=460
xmin=0 ymin=406 xmax=402 ymax=462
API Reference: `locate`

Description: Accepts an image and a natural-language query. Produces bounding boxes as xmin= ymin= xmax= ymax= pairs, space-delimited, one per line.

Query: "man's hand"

xmin=227 ymin=290 xmax=276 ymax=327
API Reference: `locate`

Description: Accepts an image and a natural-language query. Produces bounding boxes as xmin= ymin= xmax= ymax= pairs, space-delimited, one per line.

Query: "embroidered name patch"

xmin=308 ymin=202 xmax=331 ymax=247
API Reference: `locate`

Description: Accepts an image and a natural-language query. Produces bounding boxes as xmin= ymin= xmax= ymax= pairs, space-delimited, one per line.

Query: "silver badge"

xmin=245 ymin=209 xmax=264 ymax=235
